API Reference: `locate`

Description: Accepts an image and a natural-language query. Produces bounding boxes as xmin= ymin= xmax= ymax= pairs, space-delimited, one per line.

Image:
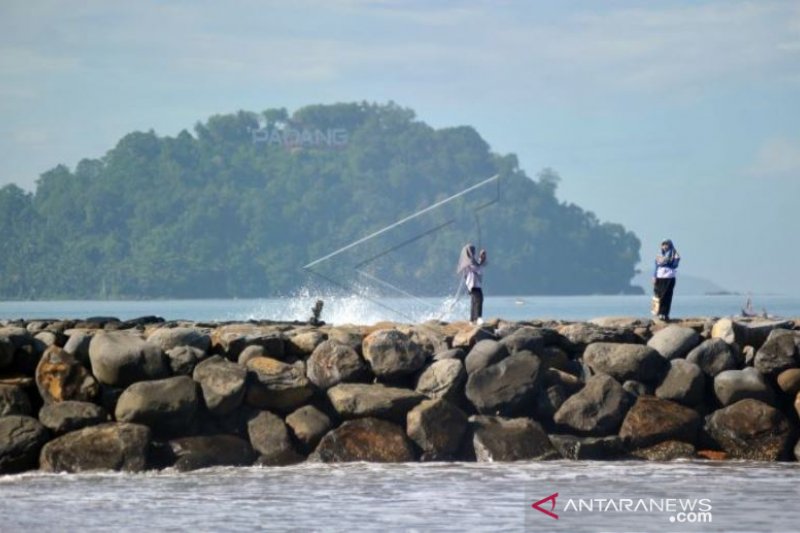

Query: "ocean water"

xmin=1 ymin=461 xmax=799 ymax=532
xmin=0 ymin=294 xmax=798 ymax=324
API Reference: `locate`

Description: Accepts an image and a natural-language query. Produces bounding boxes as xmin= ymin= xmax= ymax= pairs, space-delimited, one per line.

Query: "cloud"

xmin=746 ymin=137 xmax=800 ymax=179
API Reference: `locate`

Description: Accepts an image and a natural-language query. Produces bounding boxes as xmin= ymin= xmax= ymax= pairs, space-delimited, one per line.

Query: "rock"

xmin=245 ymin=357 xmax=314 ymax=413
xmin=465 ymin=353 xmax=542 ymax=416
xmin=407 ymin=398 xmax=468 ymax=459
xmin=0 ymin=335 xmax=14 ymax=369
xmin=469 ymin=416 xmax=557 ymax=461
xmin=712 ymin=318 xmax=793 ymax=351
xmin=286 ymin=405 xmax=331 ymax=451
xmin=63 ymin=331 xmax=93 ymax=366
xmin=35 ymin=345 xmax=99 ymax=404
xmin=544 ymin=368 xmax=583 ymax=394
xmin=630 ymin=440 xmax=696 ymax=461
xmin=169 ymin=434 xmax=256 ymax=471
xmin=39 ymin=422 xmax=150 ymax=473
xmin=34 ymin=330 xmax=61 ymax=349
xmin=558 ymin=323 xmax=641 ymax=352
xmin=166 ymin=346 xmax=207 ymax=375
xmin=311 ymin=418 xmax=416 ymax=462
xmin=237 ymin=345 xmax=268 ymax=366
xmin=619 ymin=396 xmax=701 ymax=448
xmin=538 ymin=346 xmax=571 ymax=372
xmin=115 ymin=376 xmax=199 ymax=437
xmin=88 ymin=331 xmax=168 ymax=387
xmin=0 ymin=415 xmax=49 ymax=473
xmin=743 ymin=346 xmax=756 ymax=366
xmin=714 ymin=368 xmax=775 ymax=406
xmin=686 ymin=339 xmax=740 ymax=377
xmin=646 ymin=325 xmax=701 ymax=360
xmin=361 ymin=329 xmax=426 ymax=380
xmin=535 ymin=384 xmax=568 ymax=421
xmin=407 ymin=326 xmax=448 ymax=357
xmin=0 ymin=384 xmax=31 ymax=416
xmin=38 ymin=401 xmax=109 ymax=435
xmin=622 ymin=380 xmax=651 ymax=397
xmin=553 ymin=374 xmax=631 ymax=436
xmin=147 ymin=327 xmax=211 ymax=353
xmin=451 ymin=326 xmax=495 ymax=350
xmin=0 ymin=327 xmax=42 ymax=376
xmin=498 ymin=327 xmax=546 ymax=355
xmin=583 ymin=343 xmax=668 ymax=384
xmin=415 ymin=359 xmax=467 ymax=404
xmin=247 ymin=411 xmax=303 ymax=466
xmin=655 ymin=359 xmax=705 ymax=406
xmin=754 ymin=329 xmax=799 ymax=377
xmin=548 ymin=434 xmax=626 ymax=460
xmin=777 ymin=368 xmax=800 ymax=397
xmin=325 ymin=327 xmax=364 ymax=353
xmin=327 ymin=383 xmax=425 ymax=423
xmin=306 ymin=340 xmax=370 ymax=389
xmin=286 ymin=329 xmax=327 ymax=358
xmin=589 ymin=317 xmax=653 ymax=329
xmin=192 ymin=355 xmax=247 ymax=415
xmin=433 ymin=348 xmax=465 ymax=361
xmin=704 ymin=399 xmax=792 ymax=460
xmin=465 ymin=340 xmax=509 ymax=374
xmin=211 ymin=324 xmax=285 ymax=361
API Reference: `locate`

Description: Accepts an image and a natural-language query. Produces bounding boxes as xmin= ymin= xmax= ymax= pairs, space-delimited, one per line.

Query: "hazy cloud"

xmin=746 ymin=137 xmax=800 ymax=179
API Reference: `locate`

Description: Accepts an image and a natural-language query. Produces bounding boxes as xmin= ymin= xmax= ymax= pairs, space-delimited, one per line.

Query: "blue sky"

xmin=1 ymin=0 xmax=799 ymax=295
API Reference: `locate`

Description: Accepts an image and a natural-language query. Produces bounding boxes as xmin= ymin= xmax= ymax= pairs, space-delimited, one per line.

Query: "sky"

xmin=1 ymin=0 xmax=799 ymax=295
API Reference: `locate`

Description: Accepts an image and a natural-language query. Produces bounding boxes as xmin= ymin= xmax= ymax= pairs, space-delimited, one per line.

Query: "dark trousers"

xmin=654 ymin=277 xmax=676 ymax=318
xmin=470 ymin=288 xmax=483 ymax=322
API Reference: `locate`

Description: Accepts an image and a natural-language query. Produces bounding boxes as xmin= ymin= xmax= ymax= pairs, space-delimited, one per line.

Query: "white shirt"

xmin=465 ymin=264 xmax=482 ymax=291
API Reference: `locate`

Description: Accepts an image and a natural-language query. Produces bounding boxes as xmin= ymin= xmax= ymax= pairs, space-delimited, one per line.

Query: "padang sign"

xmin=251 ymin=119 xmax=348 ymax=149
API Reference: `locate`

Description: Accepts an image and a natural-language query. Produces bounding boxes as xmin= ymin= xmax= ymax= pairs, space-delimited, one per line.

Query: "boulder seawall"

xmin=2 ymin=315 xmax=800 ymax=473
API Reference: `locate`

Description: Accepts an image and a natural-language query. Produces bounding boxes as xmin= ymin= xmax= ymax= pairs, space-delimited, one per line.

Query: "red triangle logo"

xmin=531 ymin=492 xmax=559 ymax=520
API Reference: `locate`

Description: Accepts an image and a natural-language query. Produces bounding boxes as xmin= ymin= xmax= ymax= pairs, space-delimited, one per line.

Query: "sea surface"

xmin=0 ymin=294 xmax=798 ymax=324
xmin=1 ymin=461 xmax=799 ymax=532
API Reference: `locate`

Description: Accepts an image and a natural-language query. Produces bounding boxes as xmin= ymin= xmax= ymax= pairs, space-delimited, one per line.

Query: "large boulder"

xmin=244 ymin=357 xmax=314 ymax=413
xmin=712 ymin=318 xmax=793 ymax=351
xmin=655 ymin=359 xmax=705 ymax=406
xmin=327 ymin=383 xmax=425 ymax=423
xmin=306 ymin=340 xmax=370 ymax=389
xmin=63 ymin=330 xmax=93 ymax=365
xmin=469 ymin=415 xmax=557 ymax=461
xmin=88 ymin=331 xmax=168 ymax=387
xmin=0 ymin=384 xmax=31 ymax=416
xmin=777 ymin=368 xmax=800 ymax=398
xmin=713 ymin=368 xmax=775 ymax=406
xmin=704 ymin=399 xmax=792 ymax=460
xmin=553 ymin=374 xmax=631 ymax=436
xmin=115 ymin=376 xmax=199 ymax=437
xmin=247 ymin=411 xmax=303 ymax=466
xmin=147 ymin=327 xmax=210 ymax=353
xmin=465 ymin=353 xmax=542 ymax=416
xmin=685 ymin=338 xmax=740 ymax=377
xmin=35 ymin=345 xmax=99 ymax=404
xmin=311 ymin=418 xmax=416 ymax=462
xmin=646 ymin=325 xmax=701 ymax=360
xmin=361 ymin=329 xmax=426 ymax=380
xmin=754 ymin=329 xmax=799 ymax=377
xmin=630 ymin=440 xmax=696 ymax=461
xmin=406 ymin=398 xmax=468 ymax=460
xmin=166 ymin=346 xmax=207 ymax=376
xmin=192 ymin=355 xmax=247 ymax=415
xmin=38 ymin=401 xmax=108 ymax=435
xmin=210 ymin=324 xmax=285 ymax=361
xmin=285 ymin=405 xmax=331 ymax=452
xmin=0 ymin=415 xmax=49 ymax=473
xmin=583 ymin=343 xmax=668 ymax=384
xmin=39 ymin=422 xmax=150 ymax=472
xmin=558 ymin=323 xmax=640 ymax=353
xmin=0 ymin=334 xmax=15 ymax=369
xmin=498 ymin=327 xmax=546 ymax=355
xmin=169 ymin=434 xmax=256 ymax=471
xmin=451 ymin=325 xmax=496 ymax=350
xmin=0 ymin=326 xmax=41 ymax=375
xmin=548 ymin=434 xmax=626 ymax=460
xmin=415 ymin=359 xmax=467 ymax=404
xmin=285 ymin=329 xmax=327 ymax=358
xmin=619 ymin=396 xmax=701 ymax=448
xmin=465 ymin=340 xmax=509 ymax=374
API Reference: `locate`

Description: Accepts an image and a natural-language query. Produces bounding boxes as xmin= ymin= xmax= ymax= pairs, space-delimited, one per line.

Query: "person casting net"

xmin=457 ymin=243 xmax=487 ymax=324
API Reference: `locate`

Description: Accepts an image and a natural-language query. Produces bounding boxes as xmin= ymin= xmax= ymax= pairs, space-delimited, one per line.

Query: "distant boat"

xmin=741 ymin=296 xmax=769 ymax=318
xmin=514 ymin=299 xmax=525 ymax=305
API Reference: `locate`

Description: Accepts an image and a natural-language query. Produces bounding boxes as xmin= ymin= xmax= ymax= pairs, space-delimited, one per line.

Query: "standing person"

xmin=653 ymin=239 xmax=680 ymax=321
xmin=457 ymin=243 xmax=487 ymax=325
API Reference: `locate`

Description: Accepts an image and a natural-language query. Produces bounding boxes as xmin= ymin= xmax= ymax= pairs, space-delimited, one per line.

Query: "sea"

xmin=1 ymin=293 xmax=799 ymax=532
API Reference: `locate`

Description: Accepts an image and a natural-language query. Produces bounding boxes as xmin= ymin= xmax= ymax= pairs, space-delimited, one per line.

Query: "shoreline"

xmin=1 ymin=315 xmax=799 ymax=474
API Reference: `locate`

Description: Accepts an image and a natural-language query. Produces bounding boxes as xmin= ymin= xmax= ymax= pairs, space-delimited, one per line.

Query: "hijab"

xmin=457 ymin=244 xmax=477 ymax=276
xmin=659 ymin=239 xmax=677 ymax=264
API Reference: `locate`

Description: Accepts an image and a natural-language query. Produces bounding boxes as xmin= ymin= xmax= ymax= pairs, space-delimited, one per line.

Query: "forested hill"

xmin=0 ymin=102 xmax=642 ymax=299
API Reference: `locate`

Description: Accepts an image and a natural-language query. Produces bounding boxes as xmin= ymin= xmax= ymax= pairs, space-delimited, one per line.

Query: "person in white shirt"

xmin=457 ymin=243 xmax=488 ymax=324
xmin=652 ymin=239 xmax=680 ymax=321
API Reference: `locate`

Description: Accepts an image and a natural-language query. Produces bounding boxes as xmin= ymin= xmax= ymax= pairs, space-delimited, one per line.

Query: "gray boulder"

xmin=192 ymin=355 xmax=247 ymax=415
xmin=327 ymin=383 xmax=425 ymax=423
xmin=415 ymin=359 xmax=467 ymax=404
xmin=535 ymin=384 xmax=569 ymax=421
xmin=711 ymin=318 xmax=793 ymax=351
xmin=0 ymin=415 xmax=49 ymax=473
xmin=713 ymin=367 xmax=775 ymax=406
xmin=237 ymin=345 xmax=268 ymax=366
xmin=433 ymin=348 xmax=465 ymax=361
xmin=285 ymin=329 xmax=327 ymax=358
xmin=286 ymin=405 xmax=331 ymax=451
xmin=362 ymin=329 xmax=426 ymax=379
xmin=210 ymin=325 xmax=285 ymax=361
xmin=311 ymin=418 xmax=416 ymax=463
xmin=244 ymin=357 xmax=314 ymax=413
xmin=647 ymin=325 xmax=701 ymax=360
xmin=169 ymin=434 xmax=255 ymax=471
xmin=754 ymin=329 xmax=799 ymax=377
xmin=115 ymin=376 xmax=199 ymax=437
xmin=407 ymin=398 xmax=468 ymax=460
xmin=558 ymin=323 xmax=640 ymax=352
xmin=465 ymin=340 xmax=509 ymax=374
xmin=630 ymin=440 xmax=696 ymax=461
xmin=38 ymin=401 xmax=109 ymax=435
xmin=0 ymin=334 xmax=14 ymax=369
xmin=469 ymin=415 xmax=557 ymax=461
xmin=247 ymin=411 xmax=303 ymax=466
xmin=451 ymin=325 xmax=496 ymax=350
xmin=583 ymin=343 xmax=668 ymax=384
xmin=704 ymin=399 xmax=792 ymax=460
xmin=465 ymin=353 xmax=542 ymax=416
xmin=88 ymin=331 xmax=168 ymax=387
xmin=686 ymin=338 xmax=740 ymax=377
xmin=655 ymin=359 xmax=705 ymax=406
xmin=63 ymin=331 xmax=93 ymax=366
xmin=553 ymin=374 xmax=631 ymax=436
xmin=548 ymin=434 xmax=626 ymax=460
xmin=40 ymin=422 xmax=150 ymax=472
xmin=0 ymin=384 xmax=31 ymax=417
xmin=306 ymin=340 xmax=369 ymax=389
xmin=622 ymin=380 xmax=652 ymax=397
xmin=166 ymin=346 xmax=207 ymax=375
xmin=147 ymin=327 xmax=211 ymax=353
xmin=498 ymin=327 xmax=546 ymax=355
